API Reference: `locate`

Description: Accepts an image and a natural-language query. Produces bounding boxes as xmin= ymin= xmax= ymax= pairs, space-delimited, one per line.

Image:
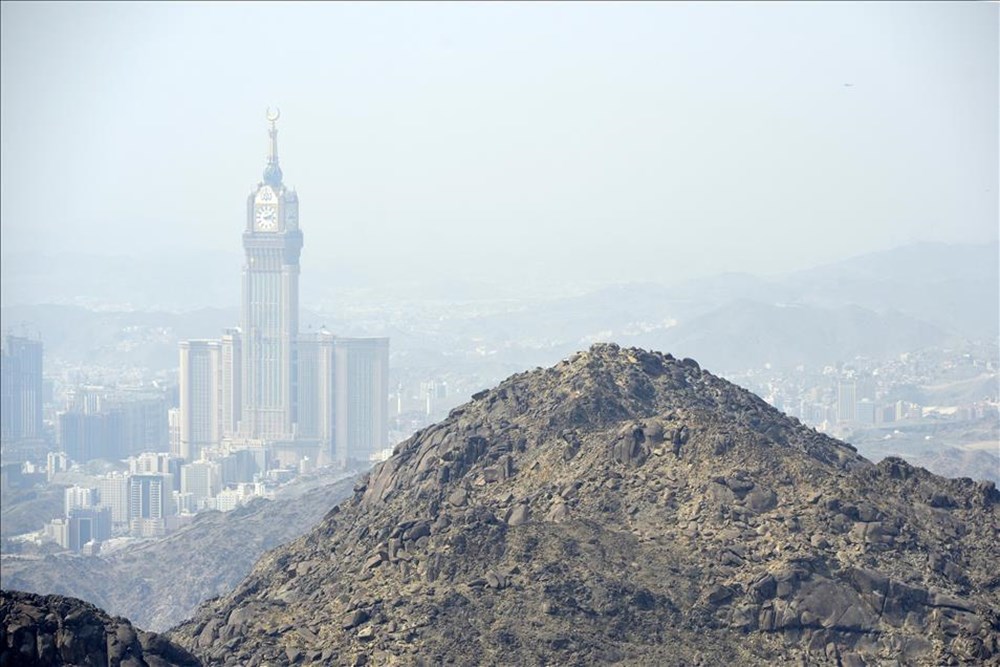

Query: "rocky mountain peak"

xmin=172 ymin=345 xmax=999 ymax=666
xmin=360 ymin=343 xmax=865 ymax=509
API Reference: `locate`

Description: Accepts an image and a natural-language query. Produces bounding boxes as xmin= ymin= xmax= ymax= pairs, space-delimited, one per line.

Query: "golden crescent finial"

xmin=266 ymin=107 xmax=281 ymax=124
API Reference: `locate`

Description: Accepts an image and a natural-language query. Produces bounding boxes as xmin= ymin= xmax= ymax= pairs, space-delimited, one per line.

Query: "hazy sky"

xmin=1 ymin=1 xmax=997 ymax=288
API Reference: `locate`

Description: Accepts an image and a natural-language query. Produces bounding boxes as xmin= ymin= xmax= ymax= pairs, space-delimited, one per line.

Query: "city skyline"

xmin=0 ymin=115 xmax=394 ymax=550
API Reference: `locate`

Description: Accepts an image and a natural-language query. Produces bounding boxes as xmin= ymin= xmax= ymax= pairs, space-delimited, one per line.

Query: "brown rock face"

xmin=0 ymin=589 xmax=200 ymax=666
xmin=170 ymin=344 xmax=1000 ymax=666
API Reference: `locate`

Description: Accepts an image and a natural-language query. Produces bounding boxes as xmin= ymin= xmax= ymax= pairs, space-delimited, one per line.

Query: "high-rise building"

xmin=128 ymin=474 xmax=171 ymax=536
xmin=217 ymin=449 xmax=260 ymax=485
xmin=179 ymin=340 xmax=221 ymax=461
xmin=180 ymin=461 xmax=221 ymax=508
xmin=107 ymin=392 xmax=169 ymax=455
xmin=1 ymin=335 xmax=43 ymax=442
xmin=96 ymin=472 xmax=130 ymax=526
xmin=174 ymin=491 xmax=198 ymax=515
xmin=239 ymin=112 xmax=302 ymax=442
xmin=64 ymin=485 xmax=97 ymax=516
xmin=46 ymin=451 xmax=69 ymax=481
xmin=67 ymin=507 xmax=111 ymax=551
xmin=214 ymin=487 xmax=246 ymax=512
xmin=296 ymin=331 xmax=336 ymax=443
xmin=167 ymin=408 xmax=181 ymax=458
xmin=70 ymin=385 xmax=104 ymax=414
xmin=220 ymin=329 xmax=242 ymax=439
xmin=333 ymin=337 xmax=390 ymax=465
xmin=128 ymin=451 xmax=173 ymax=475
xmin=44 ymin=518 xmax=69 ymax=549
xmin=836 ymin=380 xmax=857 ymax=423
xmin=58 ymin=410 xmax=125 ymax=461
xmin=57 ymin=385 xmax=167 ymax=462
xmin=856 ymin=398 xmax=876 ymax=425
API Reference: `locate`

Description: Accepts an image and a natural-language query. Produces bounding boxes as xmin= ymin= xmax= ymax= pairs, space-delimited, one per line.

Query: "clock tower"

xmin=239 ymin=110 xmax=302 ymax=440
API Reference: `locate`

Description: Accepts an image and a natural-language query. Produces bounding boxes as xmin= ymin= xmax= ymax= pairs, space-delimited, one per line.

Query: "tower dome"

xmin=263 ymin=161 xmax=283 ymax=187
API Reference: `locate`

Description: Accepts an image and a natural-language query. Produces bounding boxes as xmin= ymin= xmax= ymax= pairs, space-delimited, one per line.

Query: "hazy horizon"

xmin=0 ymin=239 xmax=997 ymax=311
xmin=2 ymin=2 xmax=997 ymax=297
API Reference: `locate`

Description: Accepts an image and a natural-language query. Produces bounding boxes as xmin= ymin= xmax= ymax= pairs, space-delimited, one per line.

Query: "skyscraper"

xmin=178 ymin=340 xmax=220 ymax=460
xmin=837 ymin=380 xmax=857 ymax=423
xmin=333 ymin=337 xmax=390 ymax=465
xmin=1 ymin=335 xmax=43 ymax=442
xmin=296 ymin=330 xmax=335 ymax=443
xmin=96 ymin=472 xmax=130 ymax=527
xmin=106 ymin=391 xmax=169 ymax=456
xmin=58 ymin=410 xmax=124 ymax=461
xmin=240 ymin=110 xmax=302 ymax=441
xmin=219 ymin=329 xmax=242 ymax=439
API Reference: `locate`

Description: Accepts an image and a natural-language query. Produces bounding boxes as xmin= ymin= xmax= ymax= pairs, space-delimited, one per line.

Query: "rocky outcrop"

xmin=171 ymin=344 xmax=1000 ymax=666
xmin=0 ymin=589 xmax=200 ymax=666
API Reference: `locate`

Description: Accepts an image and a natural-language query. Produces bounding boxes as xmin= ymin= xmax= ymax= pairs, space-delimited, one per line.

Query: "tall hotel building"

xmin=179 ymin=113 xmax=388 ymax=468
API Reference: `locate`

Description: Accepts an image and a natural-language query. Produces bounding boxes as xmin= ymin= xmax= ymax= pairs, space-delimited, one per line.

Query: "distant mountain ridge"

xmin=637 ymin=300 xmax=949 ymax=370
xmin=437 ymin=241 xmax=998 ymax=371
xmin=3 ymin=242 xmax=994 ymax=373
xmin=784 ymin=242 xmax=999 ymax=339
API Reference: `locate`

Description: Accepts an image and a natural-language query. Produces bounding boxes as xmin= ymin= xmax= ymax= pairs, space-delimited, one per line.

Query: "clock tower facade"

xmin=239 ymin=112 xmax=302 ymax=440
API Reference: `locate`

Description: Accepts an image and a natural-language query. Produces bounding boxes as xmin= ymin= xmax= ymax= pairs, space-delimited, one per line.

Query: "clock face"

xmin=255 ymin=204 xmax=277 ymax=231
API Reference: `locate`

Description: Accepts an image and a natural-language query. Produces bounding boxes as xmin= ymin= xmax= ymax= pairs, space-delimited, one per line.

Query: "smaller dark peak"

xmin=874 ymin=456 xmax=1000 ymax=508
xmin=0 ymin=589 xmax=200 ymax=666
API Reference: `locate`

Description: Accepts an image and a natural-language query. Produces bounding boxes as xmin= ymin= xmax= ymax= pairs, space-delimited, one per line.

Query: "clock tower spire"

xmin=263 ymin=107 xmax=283 ymax=187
